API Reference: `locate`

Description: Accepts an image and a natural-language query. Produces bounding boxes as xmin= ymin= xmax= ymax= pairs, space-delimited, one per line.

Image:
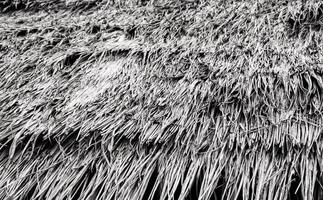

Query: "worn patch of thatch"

xmin=1 ymin=0 xmax=323 ymax=199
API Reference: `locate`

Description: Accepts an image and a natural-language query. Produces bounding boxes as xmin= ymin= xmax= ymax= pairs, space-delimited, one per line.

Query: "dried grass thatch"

xmin=1 ymin=0 xmax=323 ymax=199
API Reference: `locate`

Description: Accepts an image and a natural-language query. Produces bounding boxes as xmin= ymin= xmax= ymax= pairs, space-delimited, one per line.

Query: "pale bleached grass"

xmin=1 ymin=0 xmax=323 ymax=200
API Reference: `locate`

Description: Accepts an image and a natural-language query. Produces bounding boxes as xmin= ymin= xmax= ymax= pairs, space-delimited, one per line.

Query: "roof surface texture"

xmin=1 ymin=0 xmax=323 ymax=199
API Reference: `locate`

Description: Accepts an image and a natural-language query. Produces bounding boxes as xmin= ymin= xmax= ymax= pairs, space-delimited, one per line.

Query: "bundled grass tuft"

xmin=287 ymin=3 xmax=323 ymax=37
xmin=1 ymin=0 xmax=323 ymax=200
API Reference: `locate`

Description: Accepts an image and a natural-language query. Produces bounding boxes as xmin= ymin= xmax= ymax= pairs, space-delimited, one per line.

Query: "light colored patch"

xmin=67 ymin=60 xmax=123 ymax=108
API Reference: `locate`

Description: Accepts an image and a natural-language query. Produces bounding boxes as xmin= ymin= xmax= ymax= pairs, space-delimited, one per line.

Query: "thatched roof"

xmin=1 ymin=0 xmax=323 ymax=199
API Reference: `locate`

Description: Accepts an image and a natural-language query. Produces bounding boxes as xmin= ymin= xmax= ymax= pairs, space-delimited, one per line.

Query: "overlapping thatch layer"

xmin=1 ymin=0 xmax=323 ymax=199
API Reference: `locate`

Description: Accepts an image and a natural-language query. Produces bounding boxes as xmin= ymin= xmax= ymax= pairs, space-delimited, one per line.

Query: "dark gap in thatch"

xmin=0 ymin=43 xmax=8 ymax=52
xmin=69 ymin=0 xmax=103 ymax=13
xmin=12 ymin=133 xmax=56 ymax=158
xmin=60 ymin=128 xmax=80 ymax=147
xmin=71 ymin=167 xmax=97 ymax=200
xmin=23 ymin=183 xmax=37 ymax=200
xmin=107 ymin=49 xmax=132 ymax=57
xmin=112 ymin=134 xmax=131 ymax=152
xmin=126 ymin=26 xmax=137 ymax=40
xmin=213 ymin=169 xmax=225 ymax=200
xmin=10 ymin=127 xmax=82 ymax=159
xmin=89 ymin=181 xmax=104 ymax=199
xmin=107 ymin=25 xmax=124 ymax=33
xmin=287 ymin=4 xmax=323 ymax=37
xmin=63 ymin=53 xmax=82 ymax=67
xmin=314 ymin=165 xmax=323 ymax=199
xmin=63 ymin=53 xmax=80 ymax=67
xmin=0 ymin=0 xmax=27 ymax=12
xmin=139 ymin=0 xmax=150 ymax=6
xmin=16 ymin=29 xmax=28 ymax=37
xmin=89 ymin=25 xmax=101 ymax=34
xmin=21 ymin=64 xmax=36 ymax=73
xmin=186 ymin=167 xmax=204 ymax=200
xmin=29 ymin=28 xmax=39 ymax=34
xmin=288 ymin=173 xmax=303 ymax=200
xmin=41 ymin=27 xmax=55 ymax=35
xmin=154 ymin=0 xmax=200 ymax=11
xmin=142 ymin=165 xmax=160 ymax=200
xmin=173 ymin=179 xmax=182 ymax=200
xmin=0 ymin=137 xmax=11 ymax=153
xmin=112 ymin=134 xmax=163 ymax=156
xmin=143 ymin=142 xmax=163 ymax=155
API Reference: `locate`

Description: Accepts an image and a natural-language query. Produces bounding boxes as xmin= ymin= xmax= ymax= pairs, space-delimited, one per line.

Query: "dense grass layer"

xmin=1 ymin=0 xmax=323 ymax=200
xmin=0 ymin=0 xmax=103 ymax=12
